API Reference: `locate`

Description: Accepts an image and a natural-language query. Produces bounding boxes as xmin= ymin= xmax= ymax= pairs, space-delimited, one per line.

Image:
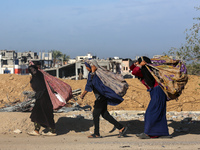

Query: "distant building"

xmin=0 ymin=50 xmax=22 ymax=74
xmin=76 ymin=53 xmax=93 ymax=61
xmin=121 ymin=58 xmax=134 ymax=73
xmin=67 ymin=59 xmax=76 ymax=64
xmin=0 ymin=50 xmax=53 ymax=75
xmin=45 ymin=57 xmax=136 ymax=80
xmin=45 ymin=58 xmax=111 ymax=80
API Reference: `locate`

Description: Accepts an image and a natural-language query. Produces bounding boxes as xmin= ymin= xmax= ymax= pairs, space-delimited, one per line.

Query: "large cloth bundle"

xmin=146 ymin=56 xmax=188 ymax=100
xmin=87 ymin=59 xmax=129 ymax=97
xmin=29 ymin=61 xmax=72 ymax=110
xmin=40 ymin=70 xmax=73 ymax=110
xmin=96 ymin=67 xmax=128 ymax=97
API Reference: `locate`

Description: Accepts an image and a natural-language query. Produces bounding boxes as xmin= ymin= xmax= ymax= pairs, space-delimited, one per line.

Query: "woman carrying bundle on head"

xmin=27 ymin=65 xmax=56 ymax=136
xmin=80 ymin=59 xmax=128 ymax=138
xmin=130 ymin=56 xmax=172 ymax=139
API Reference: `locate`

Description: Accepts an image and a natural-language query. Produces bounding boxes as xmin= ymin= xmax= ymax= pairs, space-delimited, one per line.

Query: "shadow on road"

xmin=55 ymin=116 xmax=200 ymax=138
xmin=115 ymin=118 xmax=200 ymax=138
xmin=55 ymin=117 xmax=93 ymax=135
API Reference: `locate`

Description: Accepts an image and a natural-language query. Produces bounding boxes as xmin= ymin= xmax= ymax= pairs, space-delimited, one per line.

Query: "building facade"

xmin=0 ymin=50 xmax=53 ymax=75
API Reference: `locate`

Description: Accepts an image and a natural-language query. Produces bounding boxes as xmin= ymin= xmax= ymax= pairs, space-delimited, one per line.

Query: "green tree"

xmin=61 ymin=54 xmax=70 ymax=64
xmin=51 ymin=50 xmax=63 ymax=66
xmin=51 ymin=50 xmax=71 ymax=66
xmin=186 ymin=62 xmax=200 ymax=75
xmin=167 ymin=7 xmax=200 ymax=75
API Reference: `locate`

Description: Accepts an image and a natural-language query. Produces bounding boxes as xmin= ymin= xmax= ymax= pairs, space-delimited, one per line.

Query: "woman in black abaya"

xmin=27 ymin=65 xmax=56 ymax=136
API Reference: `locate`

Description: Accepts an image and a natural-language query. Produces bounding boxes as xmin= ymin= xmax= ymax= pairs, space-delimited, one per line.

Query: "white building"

xmin=76 ymin=53 xmax=93 ymax=61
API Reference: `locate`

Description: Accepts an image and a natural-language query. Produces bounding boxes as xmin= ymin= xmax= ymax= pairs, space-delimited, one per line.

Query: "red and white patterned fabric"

xmin=40 ymin=70 xmax=72 ymax=110
xmin=29 ymin=60 xmax=72 ymax=110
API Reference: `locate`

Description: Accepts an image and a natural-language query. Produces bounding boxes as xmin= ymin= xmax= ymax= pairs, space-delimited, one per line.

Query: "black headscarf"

xmin=28 ymin=65 xmax=46 ymax=93
xmin=28 ymin=65 xmax=44 ymax=80
xmin=138 ymin=56 xmax=155 ymax=88
xmin=28 ymin=65 xmax=38 ymax=75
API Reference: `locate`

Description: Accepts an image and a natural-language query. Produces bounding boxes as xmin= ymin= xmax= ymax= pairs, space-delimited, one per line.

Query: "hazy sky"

xmin=0 ymin=0 xmax=199 ymax=59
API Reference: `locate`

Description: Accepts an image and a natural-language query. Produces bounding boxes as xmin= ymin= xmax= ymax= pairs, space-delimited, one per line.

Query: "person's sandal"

xmin=41 ymin=131 xmax=57 ymax=136
xmin=27 ymin=130 xmax=40 ymax=136
xmin=118 ymin=127 xmax=128 ymax=138
xmin=88 ymin=134 xmax=102 ymax=138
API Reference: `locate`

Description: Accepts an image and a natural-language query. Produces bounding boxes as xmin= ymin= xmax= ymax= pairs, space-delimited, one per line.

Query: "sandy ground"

xmin=1 ymin=133 xmax=200 ymax=150
xmin=0 ymin=74 xmax=200 ymax=149
xmin=1 ymin=112 xmax=200 ymax=150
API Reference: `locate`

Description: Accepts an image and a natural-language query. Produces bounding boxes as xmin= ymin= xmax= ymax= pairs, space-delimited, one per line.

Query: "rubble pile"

xmin=0 ymin=88 xmax=92 ymax=112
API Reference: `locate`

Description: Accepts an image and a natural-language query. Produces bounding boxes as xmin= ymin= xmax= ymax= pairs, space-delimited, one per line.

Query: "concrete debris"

xmin=0 ymin=97 xmax=36 ymax=112
xmin=0 ymin=88 xmax=91 ymax=113
xmin=13 ymin=129 xmax=22 ymax=134
xmin=56 ymin=103 xmax=91 ymax=113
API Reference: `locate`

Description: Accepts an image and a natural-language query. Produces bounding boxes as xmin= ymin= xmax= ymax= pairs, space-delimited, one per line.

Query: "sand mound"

xmin=0 ymin=74 xmax=199 ymax=112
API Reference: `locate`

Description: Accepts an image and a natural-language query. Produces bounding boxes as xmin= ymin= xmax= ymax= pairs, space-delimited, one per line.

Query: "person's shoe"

xmin=41 ymin=131 xmax=57 ymax=136
xmin=136 ymin=133 xmax=150 ymax=139
xmin=27 ymin=130 xmax=40 ymax=136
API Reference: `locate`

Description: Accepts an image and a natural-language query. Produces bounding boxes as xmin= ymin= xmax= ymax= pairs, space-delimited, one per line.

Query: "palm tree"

xmin=62 ymin=54 xmax=70 ymax=64
xmin=51 ymin=50 xmax=62 ymax=67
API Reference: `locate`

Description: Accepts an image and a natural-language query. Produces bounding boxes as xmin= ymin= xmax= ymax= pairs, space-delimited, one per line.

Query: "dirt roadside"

xmin=0 ymin=112 xmax=200 ymax=150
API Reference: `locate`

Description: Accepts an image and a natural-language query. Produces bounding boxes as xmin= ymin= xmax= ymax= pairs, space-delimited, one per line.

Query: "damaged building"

xmin=0 ymin=50 xmax=52 ymax=75
xmin=44 ymin=58 xmax=134 ymax=80
xmin=0 ymin=50 xmax=134 ymax=79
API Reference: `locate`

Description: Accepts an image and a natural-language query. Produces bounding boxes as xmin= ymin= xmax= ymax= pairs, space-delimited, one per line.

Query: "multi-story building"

xmin=0 ymin=50 xmax=53 ymax=74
